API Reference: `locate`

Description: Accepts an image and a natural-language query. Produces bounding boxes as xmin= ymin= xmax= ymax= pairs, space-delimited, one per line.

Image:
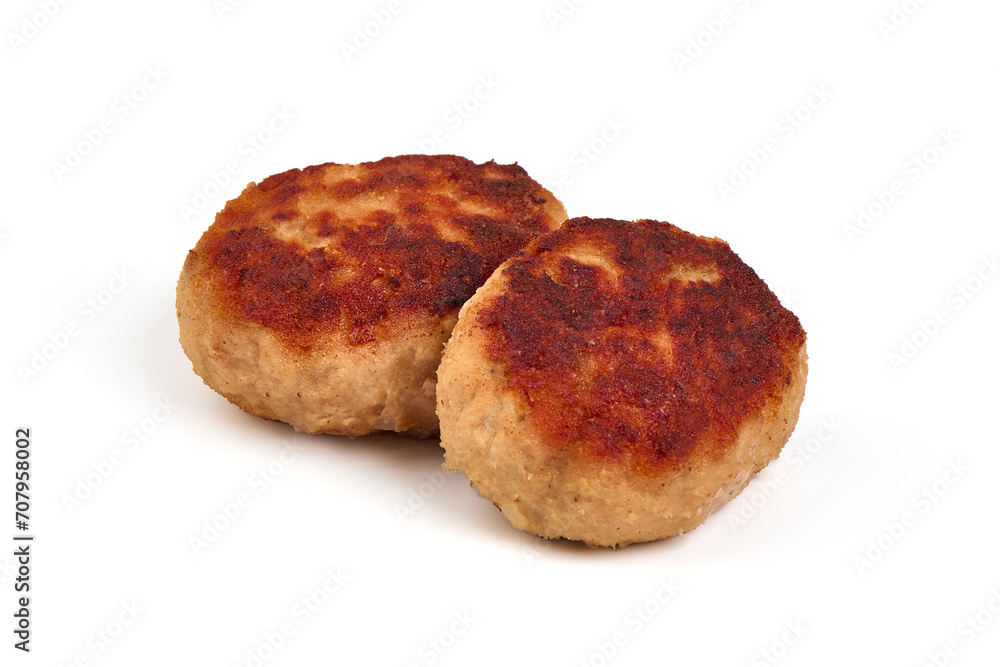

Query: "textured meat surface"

xmin=200 ymin=155 xmax=565 ymax=347
xmin=177 ymin=155 xmax=567 ymax=437
xmin=437 ymin=217 xmax=808 ymax=546
xmin=477 ymin=217 xmax=805 ymax=471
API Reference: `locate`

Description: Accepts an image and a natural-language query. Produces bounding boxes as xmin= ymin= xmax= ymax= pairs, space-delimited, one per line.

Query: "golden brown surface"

xmin=177 ymin=155 xmax=567 ymax=437
xmin=194 ymin=155 xmax=566 ymax=347
xmin=437 ymin=217 xmax=808 ymax=546
xmin=478 ymin=217 xmax=805 ymax=471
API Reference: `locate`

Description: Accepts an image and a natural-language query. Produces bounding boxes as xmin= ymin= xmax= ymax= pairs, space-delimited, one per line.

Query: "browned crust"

xmin=475 ymin=217 xmax=807 ymax=472
xmin=182 ymin=155 xmax=567 ymax=349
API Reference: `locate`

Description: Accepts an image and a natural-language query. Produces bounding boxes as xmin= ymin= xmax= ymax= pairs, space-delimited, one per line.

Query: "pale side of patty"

xmin=178 ymin=263 xmax=457 ymax=437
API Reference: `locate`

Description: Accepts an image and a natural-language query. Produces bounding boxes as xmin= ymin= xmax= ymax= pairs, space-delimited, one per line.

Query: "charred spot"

xmin=368 ymin=210 xmax=397 ymax=226
xmin=201 ymin=156 xmax=564 ymax=347
xmin=462 ymin=177 xmax=531 ymax=199
xmin=331 ymin=179 xmax=364 ymax=198
xmin=256 ymin=170 xmax=304 ymax=207
xmin=462 ymin=213 xmax=533 ymax=252
xmin=435 ymin=296 xmax=467 ymax=310
xmin=375 ymin=171 xmax=428 ymax=190
xmin=434 ymin=194 xmax=459 ymax=210
xmin=258 ymin=169 xmax=300 ymax=192
xmin=478 ymin=218 xmax=805 ymax=469
xmin=311 ymin=210 xmax=340 ymax=237
xmin=401 ymin=198 xmax=426 ymax=217
xmin=273 ymin=185 xmax=302 ymax=206
xmin=301 ymin=163 xmax=329 ymax=177
xmin=556 ymin=258 xmax=600 ymax=290
xmin=206 ymin=227 xmax=341 ymax=344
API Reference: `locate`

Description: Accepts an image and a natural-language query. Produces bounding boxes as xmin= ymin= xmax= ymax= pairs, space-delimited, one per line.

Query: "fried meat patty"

xmin=436 ymin=217 xmax=808 ymax=546
xmin=176 ymin=155 xmax=567 ymax=437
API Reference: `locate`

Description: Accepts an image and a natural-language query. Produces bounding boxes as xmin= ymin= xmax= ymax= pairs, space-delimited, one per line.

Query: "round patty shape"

xmin=437 ymin=217 xmax=808 ymax=547
xmin=176 ymin=155 xmax=567 ymax=437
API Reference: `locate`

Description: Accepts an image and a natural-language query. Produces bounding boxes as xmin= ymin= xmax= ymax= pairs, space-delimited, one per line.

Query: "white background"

xmin=3 ymin=0 xmax=999 ymax=665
